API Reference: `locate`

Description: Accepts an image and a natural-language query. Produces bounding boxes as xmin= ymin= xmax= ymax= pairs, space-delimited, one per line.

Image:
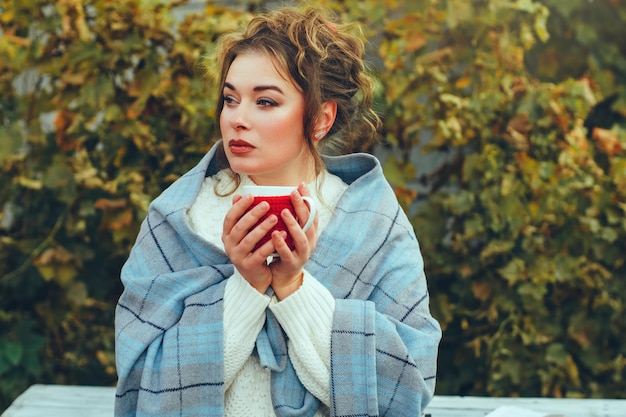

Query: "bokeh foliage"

xmin=0 ymin=0 xmax=246 ymax=407
xmin=1 ymin=0 xmax=625 ymax=409
xmin=363 ymin=0 xmax=626 ymax=399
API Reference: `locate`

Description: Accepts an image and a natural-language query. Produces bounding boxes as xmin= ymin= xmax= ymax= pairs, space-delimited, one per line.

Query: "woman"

xmin=115 ymin=6 xmax=441 ymax=417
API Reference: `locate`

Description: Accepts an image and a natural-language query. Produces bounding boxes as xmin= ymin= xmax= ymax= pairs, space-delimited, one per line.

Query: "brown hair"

xmin=205 ymin=6 xmax=381 ymax=190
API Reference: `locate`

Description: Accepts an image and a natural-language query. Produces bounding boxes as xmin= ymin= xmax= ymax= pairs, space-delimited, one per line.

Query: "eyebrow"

xmin=223 ymin=82 xmax=284 ymax=95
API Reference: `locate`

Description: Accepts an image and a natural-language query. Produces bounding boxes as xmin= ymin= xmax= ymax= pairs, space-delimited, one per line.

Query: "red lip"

xmin=228 ymin=139 xmax=255 ymax=155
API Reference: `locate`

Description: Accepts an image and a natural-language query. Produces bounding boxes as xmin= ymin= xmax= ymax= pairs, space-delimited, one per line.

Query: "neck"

xmin=248 ymin=154 xmax=318 ymax=186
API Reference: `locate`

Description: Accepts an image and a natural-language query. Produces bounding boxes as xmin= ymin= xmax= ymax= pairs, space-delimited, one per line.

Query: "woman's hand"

xmin=270 ymin=183 xmax=318 ymax=300
xmin=222 ymin=193 xmax=278 ymax=294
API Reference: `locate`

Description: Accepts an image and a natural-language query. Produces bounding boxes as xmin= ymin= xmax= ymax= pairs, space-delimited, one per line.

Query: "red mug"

xmin=242 ymin=185 xmax=317 ymax=253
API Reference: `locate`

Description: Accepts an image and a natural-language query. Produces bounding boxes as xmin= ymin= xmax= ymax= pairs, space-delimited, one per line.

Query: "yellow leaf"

xmin=15 ymin=176 xmax=43 ymax=190
xmin=529 ymin=201 xmax=539 ymax=218
xmin=54 ymin=264 xmax=79 ymax=286
xmin=35 ymin=264 xmax=78 ymax=286
xmin=37 ymin=265 xmax=56 ymax=282
xmin=61 ymin=72 xmax=87 ymax=85
xmin=501 ymin=173 xmax=515 ymax=196
xmin=472 ymin=281 xmax=492 ymax=301
xmin=33 ymin=246 xmax=80 ymax=267
xmin=0 ymin=9 xmax=15 ymax=24
xmin=94 ymin=198 xmax=128 ymax=210
xmin=96 ymin=350 xmax=111 ymax=366
xmin=108 ymin=208 xmax=134 ymax=231
xmin=455 ymin=77 xmax=470 ymax=89
xmin=67 ymin=281 xmax=88 ymax=306
xmin=592 ymin=127 xmax=622 ymax=157
xmin=565 ymin=355 xmax=581 ymax=386
xmin=460 ymin=264 xmax=473 ymax=279
xmin=4 ymin=34 xmax=30 ymax=47
xmin=406 ymin=30 xmax=426 ymax=53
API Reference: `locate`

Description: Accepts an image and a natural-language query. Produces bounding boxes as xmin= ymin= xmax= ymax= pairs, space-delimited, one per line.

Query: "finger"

xmin=297 ymin=182 xmax=310 ymax=197
xmin=271 ymin=230 xmax=292 ymax=259
xmin=285 ymin=203 xmax=318 ymax=257
xmin=227 ymin=199 xmax=274 ymax=240
xmin=255 ymin=236 xmax=281 ymax=259
xmin=281 ymin=208 xmax=312 ymax=253
xmin=223 ymin=198 xmax=274 ymax=257
xmin=223 ymin=194 xmax=254 ymax=235
xmin=291 ymin=189 xmax=313 ymax=229
xmin=239 ymin=212 xmax=280 ymax=252
xmin=303 ymin=215 xmax=318 ymax=246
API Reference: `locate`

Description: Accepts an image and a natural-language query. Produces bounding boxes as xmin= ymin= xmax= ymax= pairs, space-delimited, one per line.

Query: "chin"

xmin=228 ymin=165 xmax=256 ymax=178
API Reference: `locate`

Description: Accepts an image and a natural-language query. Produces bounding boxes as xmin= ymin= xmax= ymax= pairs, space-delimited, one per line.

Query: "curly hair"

xmin=205 ymin=6 xmax=381 ymax=188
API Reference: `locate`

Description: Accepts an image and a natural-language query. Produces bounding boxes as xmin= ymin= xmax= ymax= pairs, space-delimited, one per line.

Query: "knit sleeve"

xmin=269 ymin=271 xmax=335 ymax=406
xmin=223 ymin=269 xmax=271 ymax=390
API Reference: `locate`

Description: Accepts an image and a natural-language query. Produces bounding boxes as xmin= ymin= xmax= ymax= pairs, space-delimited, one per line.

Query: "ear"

xmin=312 ymin=101 xmax=337 ymax=142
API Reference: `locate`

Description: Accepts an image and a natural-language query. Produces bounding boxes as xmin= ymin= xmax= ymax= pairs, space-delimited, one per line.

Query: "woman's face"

xmin=220 ymin=51 xmax=313 ymax=186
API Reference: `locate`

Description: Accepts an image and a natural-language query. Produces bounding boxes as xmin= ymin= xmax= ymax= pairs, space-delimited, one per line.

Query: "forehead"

xmin=225 ymin=51 xmax=300 ymax=92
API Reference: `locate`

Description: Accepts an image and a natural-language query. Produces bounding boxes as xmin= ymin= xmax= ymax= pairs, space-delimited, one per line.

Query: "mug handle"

xmin=300 ymin=196 xmax=317 ymax=232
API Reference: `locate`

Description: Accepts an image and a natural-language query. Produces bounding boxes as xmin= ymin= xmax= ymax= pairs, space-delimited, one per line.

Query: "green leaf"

xmin=543 ymin=0 xmax=586 ymax=17
xmin=21 ymin=350 xmax=41 ymax=375
xmin=0 ymin=355 xmax=10 ymax=375
xmin=383 ymin=155 xmax=406 ymax=188
xmin=3 ymin=342 xmax=23 ymax=366
xmin=517 ymin=281 xmax=547 ymax=301
xmin=480 ymin=239 xmax=515 ymax=260
xmin=444 ymin=191 xmax=475 ymax=216
xmin=446 ymin=0 xmax=473 ymax=29
xmin=546 ymin=343 xmax=568 ymax=366
xmin=42 ymin=155 xmax=74 ymax=189
xmin=41 ymin=154 xmax=77 ymax=203
xmin=498 ymin=258 xmax=526 ymax=285
xmin=0 ymin=122 xmax=25 ymax=162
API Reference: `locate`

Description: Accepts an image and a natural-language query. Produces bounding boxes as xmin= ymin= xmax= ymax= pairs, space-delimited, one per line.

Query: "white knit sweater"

xmin=187 ymin=170 xmax=347 ymax=416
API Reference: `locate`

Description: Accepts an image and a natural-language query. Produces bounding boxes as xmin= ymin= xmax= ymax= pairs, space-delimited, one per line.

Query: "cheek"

xmin=271 ymin=109 xmax=304 ymax=135
xmin=219 ymin=112 xmax=229 ymax=133
xmin=253 ymin=114 xmax=289 ymax=137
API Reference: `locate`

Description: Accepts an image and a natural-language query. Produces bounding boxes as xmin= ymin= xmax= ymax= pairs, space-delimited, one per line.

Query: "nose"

xmin=228 ymin=103 xmax=250 ymax=130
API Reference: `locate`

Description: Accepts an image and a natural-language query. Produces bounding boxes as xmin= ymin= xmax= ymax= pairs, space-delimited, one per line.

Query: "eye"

xmin=257 ymin=98 xmax=277 ymax=107
xmin=223 ymin=95 xmax=238 ymax=106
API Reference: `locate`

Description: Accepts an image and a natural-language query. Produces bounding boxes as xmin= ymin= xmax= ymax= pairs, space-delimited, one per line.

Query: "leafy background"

xmin=1 ymin=0 xmax=625 ymax=410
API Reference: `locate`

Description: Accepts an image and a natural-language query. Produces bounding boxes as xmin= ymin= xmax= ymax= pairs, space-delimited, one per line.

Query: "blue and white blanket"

xmin=114 ymin=143 xmax=441 ymax=416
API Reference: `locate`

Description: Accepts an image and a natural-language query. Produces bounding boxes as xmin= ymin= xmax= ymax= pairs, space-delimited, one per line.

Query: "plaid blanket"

xmin=114 ymin=143 xmax=441 ymax=416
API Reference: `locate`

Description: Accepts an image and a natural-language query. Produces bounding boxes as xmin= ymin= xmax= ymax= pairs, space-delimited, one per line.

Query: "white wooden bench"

xmin=2 ymin=384 xmax=625 ymax=416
